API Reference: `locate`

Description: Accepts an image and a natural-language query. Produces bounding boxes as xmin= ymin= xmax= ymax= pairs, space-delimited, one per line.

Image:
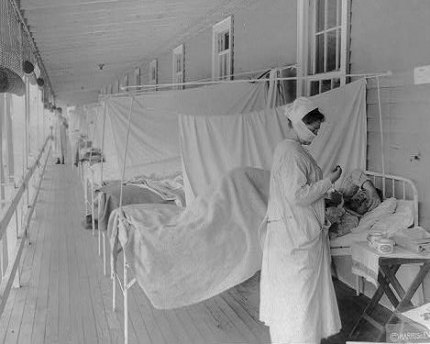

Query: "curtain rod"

xmin=104 ymin=64 xmax=297 ymax=97
xmin=188 ymin=64 xmax=298 ymax=83
xmin=103 ymin=71 xmax=391 ymax=98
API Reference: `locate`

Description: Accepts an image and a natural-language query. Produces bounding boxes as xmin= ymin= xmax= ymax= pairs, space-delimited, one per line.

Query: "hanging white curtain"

xmin=179 ymin=79 xmax=367 ymax=203
xmin=105 ymin=81 xmax=272 ymax=180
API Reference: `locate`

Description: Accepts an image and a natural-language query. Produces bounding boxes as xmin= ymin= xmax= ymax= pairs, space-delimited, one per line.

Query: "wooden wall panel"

xmin=366 ymin=80 xmax=430 ymax=228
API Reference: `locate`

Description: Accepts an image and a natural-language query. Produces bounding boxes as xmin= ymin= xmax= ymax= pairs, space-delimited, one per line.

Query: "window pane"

xmin=225 ymin=32 xmax=229 ymax=50
xmin=327 ymin=0 xmax=337 ymax=29
xmin=310 ymin=81 xmax=320 ymax=96
xmin=321 ymin=79 xmax=331 ymax=93
xmin=223 ymin=54 xmax=227 ymax=78
xmin=176 ymin=55 xmax=182 ymax=72
xmin=327 ymin=29 xmax=337 ymax=72
xmin=316 ymin=0 xmax=325 ymax=32
xmin=332 ymin=78 xmax=340 ymax=89
xmin=315 ymin=33 xmax=325 ymax=73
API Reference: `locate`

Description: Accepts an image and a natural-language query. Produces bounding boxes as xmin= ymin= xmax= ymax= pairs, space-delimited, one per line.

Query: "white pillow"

xmin=352 ymin=197 xmax=397 ymax=233
xmin=370 ymin=199 xmax=414 ymax=236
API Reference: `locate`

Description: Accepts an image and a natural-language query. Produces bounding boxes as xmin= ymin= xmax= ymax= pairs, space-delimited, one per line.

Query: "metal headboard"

xmin=365 ymin=170 xmax=419 ymax=226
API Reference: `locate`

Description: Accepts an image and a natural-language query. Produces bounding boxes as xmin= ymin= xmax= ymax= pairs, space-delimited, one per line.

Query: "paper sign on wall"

xmin=414 ymin=65 xmax=430 ymax=85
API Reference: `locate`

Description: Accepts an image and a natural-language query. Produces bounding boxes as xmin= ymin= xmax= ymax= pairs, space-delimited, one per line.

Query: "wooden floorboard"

xmin=17 ymin=200 xmax=47 ymax=344
xmin=0 ymin=160 xmax=396 ymax=344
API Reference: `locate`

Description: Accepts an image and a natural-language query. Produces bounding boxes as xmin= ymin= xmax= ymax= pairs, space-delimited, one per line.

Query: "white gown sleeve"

xmin=278 ymin=150 xmax=332 ymax=206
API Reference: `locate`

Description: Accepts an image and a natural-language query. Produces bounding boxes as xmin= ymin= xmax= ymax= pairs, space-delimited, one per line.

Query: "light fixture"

xmin=23 ymin=60 xmax=35 ymax=74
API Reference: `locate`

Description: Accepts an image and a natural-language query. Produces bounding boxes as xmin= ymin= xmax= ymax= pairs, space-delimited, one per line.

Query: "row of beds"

xmin=77 ymin=146 xmax=185 ymax=276
xmin=77 ymin=144 xmax=420 ymax=343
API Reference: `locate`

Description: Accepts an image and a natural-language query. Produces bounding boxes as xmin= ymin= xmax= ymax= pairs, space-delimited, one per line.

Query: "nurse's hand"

xmin=329 ymin=166 xmax=342 ymax=183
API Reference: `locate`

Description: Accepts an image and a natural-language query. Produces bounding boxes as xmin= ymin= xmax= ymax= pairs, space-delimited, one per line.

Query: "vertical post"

xmin=98 ymin=195 xmax=101 ymax=256
xmin=296 ymin=0 xmax=309 ymax=97
xmin=12 ymin=204 xmax=20 ymax=289
xmin=0 ymin=94 xmax=5 ymax=203
xmin=99 ymin=102 xmax=107 ymax=257
xmin=119 ymin=97 xmax=135 ymax=209
xmin=24 ymin=76 xmax=30 ymax=206
xmin=100 ymin=102 xmax=107 ymax=184
xmin=124 ymin=250 xmax=128 ymax=344
xmin=0 ymin=94 xmax=7 ymax=279
xmin=112 ymin=214 xmax=118 ymax=311
xmin=91 ymin=173 xmax=96 ymax=237
xmin=103 ymin=231 xmax=107 ymax=276
xmin=5 ymin=94 xmax=14 ymax=183
xmin=41 ymin=89 xmax=45 ymax=144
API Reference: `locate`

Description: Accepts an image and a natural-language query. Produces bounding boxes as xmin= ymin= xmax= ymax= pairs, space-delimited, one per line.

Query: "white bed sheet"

xmin=330 ymin=199 xmax=415 ymax=250
xmin=109 ymin=167 xmax=270 ymax=309
xmin=330 ymin=231 xmax=368 ymax=249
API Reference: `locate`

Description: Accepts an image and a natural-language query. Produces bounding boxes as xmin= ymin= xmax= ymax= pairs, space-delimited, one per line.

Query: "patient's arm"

xmin=325 ymin=190 xmax=343 ymax=207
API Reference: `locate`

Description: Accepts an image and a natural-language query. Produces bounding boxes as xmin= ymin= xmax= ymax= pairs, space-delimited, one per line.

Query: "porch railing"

xmin=0 ymin=136 xmax=52 ymax=315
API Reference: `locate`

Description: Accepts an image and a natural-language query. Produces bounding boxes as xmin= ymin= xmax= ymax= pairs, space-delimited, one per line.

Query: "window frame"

xmin=149 ymin=59 xmax=158 ymax=87
xmin=297 ymin=0 xmax=350 ymax=96
xmin=134 ymin=67 xmax=141 ymax=87
xmin=212 ymin=16 xmax=233 ymax=81
xmin=172 ymin=45 xmax=184 ymax=90
xmin=121 ymin=74 xmax=129 ymax=90
xmin=114 ymin=79 xmax=120 ymax=93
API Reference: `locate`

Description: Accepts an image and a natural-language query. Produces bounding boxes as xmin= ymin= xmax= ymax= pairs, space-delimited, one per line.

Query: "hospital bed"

xmin=329 ymin=170 xmax=420 ymax=298
xmin=108 ymin=167 xmax=270 ymax=344
xmin=78 ymin=136 xmax=186 ymax=277
xmin=81 ymin=159 xmax=120 ymax=235
xmin=329 ymin=170 xmax=419 ymax=256
xmin=97 ymin=175 xmax=185 ymax=275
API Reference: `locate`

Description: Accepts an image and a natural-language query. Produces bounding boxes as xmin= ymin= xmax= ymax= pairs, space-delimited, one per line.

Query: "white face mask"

xmin=292 ymin=120 xmax=316 ymax=145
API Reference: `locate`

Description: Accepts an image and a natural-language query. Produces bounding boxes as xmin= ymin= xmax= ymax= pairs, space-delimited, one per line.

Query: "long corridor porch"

xmin=0 ymin=161 xmax=388 ymax=344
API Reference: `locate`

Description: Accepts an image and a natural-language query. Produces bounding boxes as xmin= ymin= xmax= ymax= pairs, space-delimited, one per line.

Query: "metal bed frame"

xmin=330 ymin=170 xmax=419 ymax=257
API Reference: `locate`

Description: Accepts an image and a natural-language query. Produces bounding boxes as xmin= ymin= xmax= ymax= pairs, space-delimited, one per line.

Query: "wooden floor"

xmin=0 ymin=161 xmax=391 ymax=344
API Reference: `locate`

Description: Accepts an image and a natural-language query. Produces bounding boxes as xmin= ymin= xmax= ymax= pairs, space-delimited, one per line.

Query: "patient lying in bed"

xmin=326 ymin=169 xmax=382 ymax=239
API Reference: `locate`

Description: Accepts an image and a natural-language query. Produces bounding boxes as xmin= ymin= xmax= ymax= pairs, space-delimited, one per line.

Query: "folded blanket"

xmin=129 ymin=177 xmax=185 ymax=207
xmin=109 ymin=167 xmax=270 ymax=309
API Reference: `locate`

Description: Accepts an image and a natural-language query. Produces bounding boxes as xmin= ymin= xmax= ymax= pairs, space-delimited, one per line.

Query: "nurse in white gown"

xmin=259 ymin=97 xmax=342 ymax=344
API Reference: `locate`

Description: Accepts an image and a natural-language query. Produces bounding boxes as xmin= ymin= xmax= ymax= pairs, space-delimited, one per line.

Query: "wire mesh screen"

xmin=0 ymin=0 xmax=24 ymax=95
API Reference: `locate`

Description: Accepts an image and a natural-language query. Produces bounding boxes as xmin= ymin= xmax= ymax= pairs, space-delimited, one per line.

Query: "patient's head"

xmin=344 ymin=189 xmax=381 ymax=215
xmin=344 ymin=197 xmax=368 ymax=215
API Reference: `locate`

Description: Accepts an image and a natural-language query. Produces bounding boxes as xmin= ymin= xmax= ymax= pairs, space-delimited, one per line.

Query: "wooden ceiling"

xmin=20 ymin=0 xmax=251 ymax=105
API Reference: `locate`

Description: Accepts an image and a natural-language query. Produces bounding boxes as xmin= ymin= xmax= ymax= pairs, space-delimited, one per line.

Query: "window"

xmin=134 ymin=67 xmax=141 ymax=86
xmin=212 ymin=16 xmax=233 ymax=80
xmin=297 ymin=0 xmax=349 ymax=96
xmin=149 ymin=59 xmax=158 ymax=88
xmin=172 ymin=45 xmax=184 ymax=90
xmin=121 ymin=74 xmax=129 ymax=90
